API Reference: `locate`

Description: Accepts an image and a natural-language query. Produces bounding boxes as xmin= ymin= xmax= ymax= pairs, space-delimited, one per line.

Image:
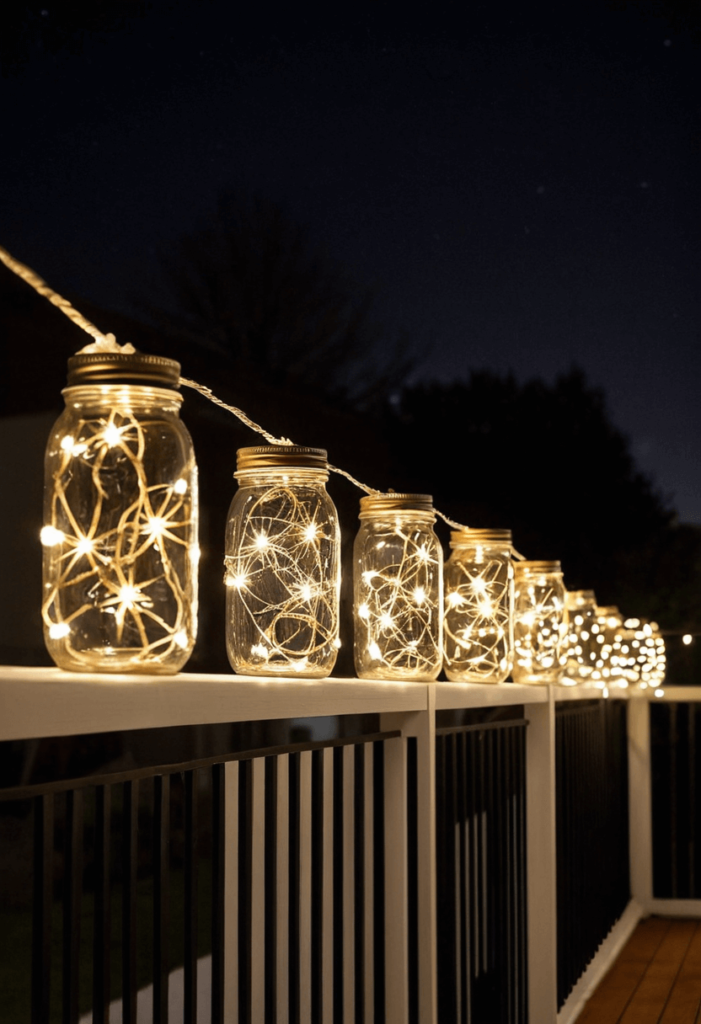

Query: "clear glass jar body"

xmin=225 ymin=468 xmax=341 ymax=677
xmin=354 ymin=510 xmax=443 ymax=681
xmin=42 ymin=385 xmax=199 ymax=673
xmin=562 ymin=590 xmax=597 ymax=684
xmin=443 ymin=538 xmax=513 ymax=683
xmin=512 ymin=563 xmax=566 ymax=684
xmin=591 ymin=606 xmax=624 ymax=685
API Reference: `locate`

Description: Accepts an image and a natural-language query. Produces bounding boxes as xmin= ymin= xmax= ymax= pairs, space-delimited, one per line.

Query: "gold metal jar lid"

xmin=236 ymin=445 xmax=328 ymax=471
xmin=359 ymin=493 xmax=434 ymax=517
xmin=596 ymin=605 xmax=620 ymax=616
xmin=514 ymin=560 xmax=562 ymax=573
xmin=67 ymin=352 xmax=181 ymax=388
xmin=450 ymin=528 xmax=512 ymax=547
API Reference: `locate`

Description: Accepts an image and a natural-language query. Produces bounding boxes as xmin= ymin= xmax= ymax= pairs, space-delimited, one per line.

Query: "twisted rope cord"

xmin=1 ymin=242 xmax=483 ymax=531
xmin=0 ymin=244 xmax=115 ymax=346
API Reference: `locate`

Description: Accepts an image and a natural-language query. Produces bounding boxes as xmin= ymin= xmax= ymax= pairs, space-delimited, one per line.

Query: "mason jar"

xmin=353 ymin=493 xmax=443 ymax=681
xmin=512 ymin=560 xmax=566 ymax=684
xmin=224 ymin=446 xmax=340 ymax=677
xmin=41 ymin=351 xmax=199 ymax=673
xmin=591 ymin=605 xmax=624 ymax=685
xmin=443 ymin=528 xmax=514 ymax=683
xmin=562 ymin=589 xmax=597 ymax=684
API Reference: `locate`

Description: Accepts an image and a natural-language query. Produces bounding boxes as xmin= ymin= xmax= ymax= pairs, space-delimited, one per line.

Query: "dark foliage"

xmin=384 ymin=368 xmax=700 ymax=629
xmin=141 ymin=193 xmax=415 ymax=412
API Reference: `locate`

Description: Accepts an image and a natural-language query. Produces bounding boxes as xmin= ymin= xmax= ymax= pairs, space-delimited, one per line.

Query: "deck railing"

xmin=0 ymin=668 xmax=699 ymax=1024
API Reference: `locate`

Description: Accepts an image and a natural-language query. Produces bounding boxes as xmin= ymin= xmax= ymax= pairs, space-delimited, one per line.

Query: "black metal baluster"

xmin=184 ymin=771 xmax=198 ymax=1024
xmin=288 ymin=752 xmax=301 ymax=1024
xmin=513 ymin=724 xmax=523 ymax=1024
xmin=153 ymin=775 xmax=170 ymax=1024
xmin=689 ymin=708 xmax=696 ymax=896
xmin=332 ymin=746 xmax=344 ymax=1024
xmin=211 ymin=762 xmax=225 ymax=1024
xmin=505 ymin=728 xmax=514 ymax=1024
xmin=63 ymin=789 xmax=83 ymax=1024
xmin=372 ymin=740 xmax=385 ymax=1023
xmin=310 ymin=749 xmax=324 ymax=1024
xmin=32 ymin=793 xmax=53 ymax=1024
xmin=456 ymin=732 xmax=468 ymax=1024
xmin=354 ymin=743 xmax=365 ymax=1024
xmin=435 ymin=734 xmax=447 ymax=1021
xmin=266 ymin=757 xmax=278 ymax=1024
xmin=407 ymin=736 xmax=419 ymax=1024
xmin=238 ymin=760 xmax=253 ymax=1024
xmin=93 ymin=784 xmax=111 ymax=1024
xmin=122 ymin=779 xmax=138 ymax=1024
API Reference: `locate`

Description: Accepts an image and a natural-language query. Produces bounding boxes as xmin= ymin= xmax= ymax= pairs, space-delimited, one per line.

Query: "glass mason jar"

xmin=224 ymin=446 xmax=341 ymax=678
xmin=562 ymin=589 xmax=597 ymax=684
xmin=443 ymin=528 xmax=514 ymax=683
xmin=353 ymin=493 xmax=443 ymax=681
xmin=591 ymin=605 xmax=624 ymax=686
xmin=512 ymin=560 xmax=566 ymax=684
xmin=42 ymin=351 xmax=199 ymax=673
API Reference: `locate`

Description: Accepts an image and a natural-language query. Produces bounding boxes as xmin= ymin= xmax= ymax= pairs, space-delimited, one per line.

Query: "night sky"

xmin=1 ymin=2 xmax=700 ymax=521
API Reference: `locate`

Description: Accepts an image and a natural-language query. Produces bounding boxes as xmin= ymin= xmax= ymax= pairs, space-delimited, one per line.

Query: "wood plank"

xmin=619 ymin=921 xmax=697 ymax=1024
xmin=618 ymin=917 xmax=673 ymax=962
xmin=576 ymin=962 xmax=656 ymax=1024
xmin=660 ymin=922 xmax=701 ymax=1024
xmin=576 ymin=918 xmax=672 ymax=1024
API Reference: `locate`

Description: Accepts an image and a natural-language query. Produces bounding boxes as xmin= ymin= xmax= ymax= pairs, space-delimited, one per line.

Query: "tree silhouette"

xmin=142 ymin=193 xmax=415 ymax=410
xmin=385 ymin=367 xmax=699 ymax=630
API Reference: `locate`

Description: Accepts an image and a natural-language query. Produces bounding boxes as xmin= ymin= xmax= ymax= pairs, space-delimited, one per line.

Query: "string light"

xmin=225 ymin=447 xmax=340 ymax=677
xmin=513 ymin=561 xmax=566 ymax=684
xmin=1 ymin=243 xmax=683 ymax=687
xmin=443 ymin=528 xmax=514 ymax=683
xmin=354 ymin=494 xmax=443 ymax=681
xmin=562 ymin=590 xmax=597 ymax=685
xmin=42 ymin=353 xmax=198 ymax=673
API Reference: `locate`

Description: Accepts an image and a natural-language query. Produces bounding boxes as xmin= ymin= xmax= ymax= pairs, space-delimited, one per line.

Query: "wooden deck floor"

xmin=576 ymin=917 xmax=701 ymax=1024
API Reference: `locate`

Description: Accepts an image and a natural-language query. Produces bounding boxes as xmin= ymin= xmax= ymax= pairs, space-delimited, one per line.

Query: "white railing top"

xmin=0 ymin=665 xmax=687 ymax=742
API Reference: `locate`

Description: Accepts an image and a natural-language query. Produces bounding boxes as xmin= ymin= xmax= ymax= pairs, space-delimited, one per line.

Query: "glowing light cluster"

xmin=561 ymin=590 xmax=598 ymax=685
xmin=513 ymin=562 xmax=566 ymax=684
xmin=443 ymin=533 xmax=514 ymax=683
xmin=620 ymin=618 xmax=667 ymax=689
xmin=42 ymin=399 xmax=197 ymax=673
xmin=354 ymin=504 xmax=443 ymax=681
xmin=225 ymin=474 xmax=340 ymax=677
xmin=587 ymin=606 xmax=625 ymax=687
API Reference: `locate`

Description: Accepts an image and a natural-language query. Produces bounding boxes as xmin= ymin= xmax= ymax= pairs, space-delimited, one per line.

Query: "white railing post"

xmin=381 ymin=693 xmax=438 ymax=1024
xmin=525 ymin=692 xmax=558 ymax=1024
xmin=628 ymin=696 xmax=653 ymax=910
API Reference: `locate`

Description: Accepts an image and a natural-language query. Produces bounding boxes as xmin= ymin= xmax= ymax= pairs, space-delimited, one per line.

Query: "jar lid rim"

xmin=515 ymin=559 xmax=562 ymax=571
xmin=67 ymin=352 xmax=181 ymax=388
xmin=450 ymin=528 xmax=512 ymax=545
xmin=359 ymin=493 xmax=434 ymax=516
xmin=236 ymin=445 xmax=328 ymax=470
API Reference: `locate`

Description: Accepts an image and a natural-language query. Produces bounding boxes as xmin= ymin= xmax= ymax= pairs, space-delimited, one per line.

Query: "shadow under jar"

xmin=353 ymin=493 xmax=443 ymax=681
xmin=224 ymin=446 xmax=341 ymax=678
xmin=41 ymin=351 xmax=199 ymax=674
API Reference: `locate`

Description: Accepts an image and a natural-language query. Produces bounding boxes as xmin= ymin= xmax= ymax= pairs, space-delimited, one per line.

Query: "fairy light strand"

xmin=0 ymin=244 xmax=115 ymax=346
xmin=225 ymin=481 xmax=340 ymax=674
xmin=42 ymin=402 xmax=197 ymax=669
xmin=0 ymin=244 xmax=474 ymax=529
xmin=444 ymin=556 xmax=513 ymax=681
xmin=355 ymin=522 xmax=443 ymax=679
